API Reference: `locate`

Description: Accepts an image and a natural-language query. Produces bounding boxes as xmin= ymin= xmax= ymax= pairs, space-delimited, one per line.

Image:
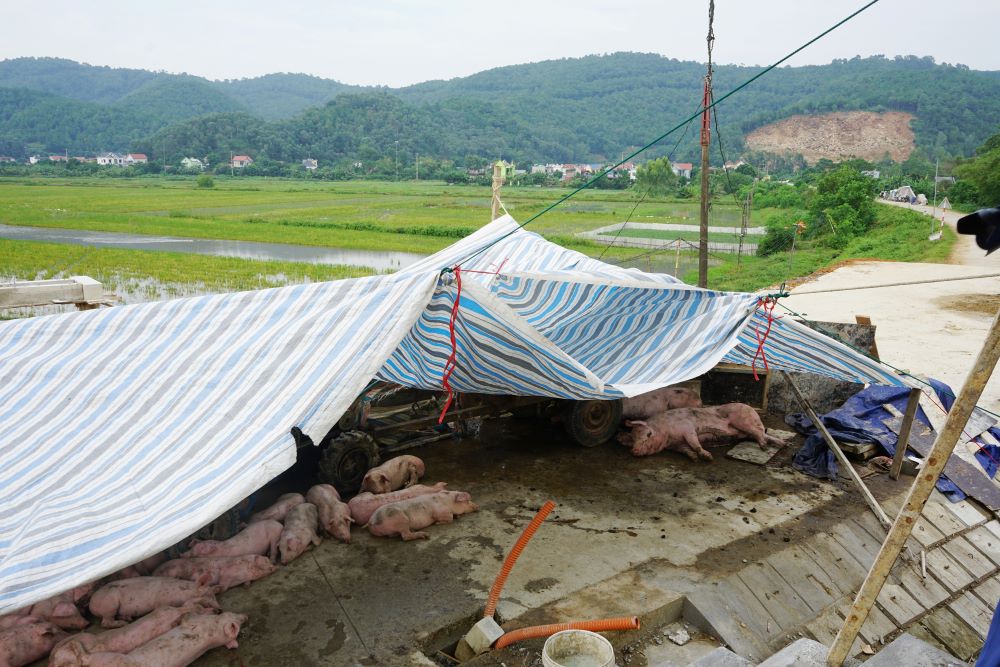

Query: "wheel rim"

xmin=581 ymin=401 xmax=615 ymax=434
xmin=337 ymin=448 xmax=370 ymax=486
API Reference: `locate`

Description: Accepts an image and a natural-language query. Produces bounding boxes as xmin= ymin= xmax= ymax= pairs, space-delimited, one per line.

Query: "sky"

xmin=2 ymin=1 xmax=997 ymax=87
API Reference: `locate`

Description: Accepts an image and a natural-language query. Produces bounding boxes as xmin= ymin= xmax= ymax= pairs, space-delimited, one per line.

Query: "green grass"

xmin=614 ymin=228 xmax=754 ymax=244
xmin=0 ymin=238 xmax=375 ymax=297
xmin=688 ymin=206 xmax=958 ymax=292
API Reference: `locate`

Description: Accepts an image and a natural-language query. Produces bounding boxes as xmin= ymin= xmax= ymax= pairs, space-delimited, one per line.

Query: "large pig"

xmin=48 ymin=604 xmax=211 ymax=667
xmin=185 ymin=519 xmax=283 ymax=561
xmin=360 ymin=455 xmax=425 ymax=494
xmin=306 ymin=484 xmax=353 ymax=543
xmin=617 ymin=403 xmax=783 ymax=460
xmin=366 ymin=490 xmax=478 ymax=541
xmin=77 ymin=612 xmax=247 ymax=667
xmin=153 ymin=555 xmax=277 ymax=592
xmin=88 ymin=577 xmax=220 ymax=628
xmin=348 ymin=482 xmax=448 ymax=525
xmin=0 ymin=615 xmax=37 ymax=632
xmin=0 ymin=621 xmax=66 ymax=667
xmin=276 ymin=503 xmax=322 ymax=565
xmin=248 ymin=492 xmax=305 ymax=524
xmin=622 ymin=386 xmax=702 ymax=419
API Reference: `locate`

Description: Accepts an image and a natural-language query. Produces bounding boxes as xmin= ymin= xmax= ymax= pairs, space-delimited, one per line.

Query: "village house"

xmin=672 ymin=161 xmax=693 ymax=179
xmin=231 ymin=155 xmax=254 ymax=169
xmin=125 ymin=153 xmax=148 ymax=165
xmin=180 ymin=157 xmax=205 ymax=171
xmin=0 ymin=156 xmax=16 ymax=163
xmin=96 ymin=152 xmax=125 ymax=166
xmin=302 ymin=158 xmax=318 ymax=170
xmin=48 ymin=155 xmax=68 ymax=162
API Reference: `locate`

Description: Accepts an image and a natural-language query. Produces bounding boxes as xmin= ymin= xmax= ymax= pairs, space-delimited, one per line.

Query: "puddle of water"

xmin=0 ymin=224 xmax=425 ymax=272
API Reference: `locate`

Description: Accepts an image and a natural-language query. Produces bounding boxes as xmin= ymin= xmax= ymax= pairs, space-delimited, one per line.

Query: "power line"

xmin=448 ymin=0 xmax=884 ymax=271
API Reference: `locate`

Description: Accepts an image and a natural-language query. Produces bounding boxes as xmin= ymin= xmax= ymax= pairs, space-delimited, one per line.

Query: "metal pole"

xmin=889 ymin=388 xmax=921 ymax=481
xmin=827 ymin=306 xmax=1000 ymax=666
xmin=782 ymin=372 xmax=892 ymax=530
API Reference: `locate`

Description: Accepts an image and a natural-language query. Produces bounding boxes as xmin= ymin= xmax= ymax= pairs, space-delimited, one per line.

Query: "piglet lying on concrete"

xmin=617 ymin=403 xmax=783 ymax=460
xmin=622 ymin=386 xmax=702 ymax=419
xmin=154 ymin=555 xmax=277 ymax=592
xmin=306 ymin=484 xmax=353 ymax=543
xmin=23 ymin=590 xmax=89 ymax=631
xmin=361 ymin=455 xmax=425 ymax=494
xmin=89 ymin=577 xmax=220 ymax=628
xmin=277 ymin=503 xmax=322 ymax=565
xmin=248 ymin=492 xmax=305 ymax=524
xmin=78 ymin=612 xmax=247 ymax=667
xmin=0 ymin=620 xmax=66 ymax=667
xmin=348 ymin=482 xmax=448 ymax=525
xmin=366 ymin=490 xmax=478 ymax=541
xmin=48 ymin=603 xmax=212 ymax=667
xmin=185 ymin=519 xmax=283 ymax=561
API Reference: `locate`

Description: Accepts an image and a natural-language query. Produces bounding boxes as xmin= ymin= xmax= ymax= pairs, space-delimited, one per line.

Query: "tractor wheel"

xmin=563 ymin=399 xmax=623 ymax=448
xmin=318 ymin=431 xmax=380 ymax=494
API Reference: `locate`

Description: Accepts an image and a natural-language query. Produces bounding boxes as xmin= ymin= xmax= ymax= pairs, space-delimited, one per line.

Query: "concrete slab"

xmin=687 ymin=646 xmax=755 ymax=667
xmin=727 ymin=440 xmax=781 ymax=465
xmin=756 ymin=637 xmax=863 ymax=666
xmin=863 ymin=632 xmax=970 ymax=667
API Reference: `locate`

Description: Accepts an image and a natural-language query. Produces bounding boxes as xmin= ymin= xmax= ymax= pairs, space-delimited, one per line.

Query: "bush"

xmin=757 ymin=212 xmax=800 ymax=256
xmin=196 ymin=174 xmax=215 ymax=189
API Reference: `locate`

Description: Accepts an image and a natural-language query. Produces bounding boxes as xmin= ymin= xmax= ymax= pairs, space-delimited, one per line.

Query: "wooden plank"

xmin=922 ymin=606 xmax=984 ymax=661
xmin=897 ymin=565 xmax=951 ymax=609
xmin=973 ymin=575 xmax=1000 ymax=610
xmin=805 ymin=605 xmax=845 ymax=647
xmin=854 ymin=315 xmax=880 ymax=359
xmin=921 ymin=500 xmax=970 ymax=538
xmin=885 ymin=415 xmax=1000 ymax=511
xmin=906 ymin=619 xmax=955 ymax=656
xmin=984 ymin=519 xmax=1000 ymax=541
xmin=942 ymin=535 xmax=997 ymax=580
xmin=736 ymin=561 xmax=813 ymax=631
xmin=965 ymin=526 xmax=1000 ymax=567
xmin=933 ymin=489 xmax=989 ymax=527
xmin=891 ymin=388 xmax=922 ymax=480
xmin=766 ymin=547 xmax=836 ymax=614
xmin=717 ymin=576 xmax=783 ymax=641
xmin=875 ymin=581 xmax=925 ymax=626
xmin=847 ymin=601 xmax=895 ymax=645
xmin=830 ymin=522 xmax=880 ymax=565
xmin=911 ymin=516 xmax=947 ymax=548
xmin=925 ymin=546 xmax=976 ymax=593
xmin=798 ymin=538 xmax=865 ymax=596
xmin=948 ymin=590 xmax=994 ymax=639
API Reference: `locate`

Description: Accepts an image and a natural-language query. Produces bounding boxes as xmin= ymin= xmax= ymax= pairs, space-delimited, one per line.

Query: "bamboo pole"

xmin=782 ymin=372 xmax=892 ymax=529
xmin=827 ymin=306 xmax=1000 ymax=665
xmin=889 ymin=388 xmax=921 ymax=481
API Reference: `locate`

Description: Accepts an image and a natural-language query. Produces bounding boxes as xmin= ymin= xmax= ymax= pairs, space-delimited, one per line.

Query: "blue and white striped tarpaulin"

xmin=0 ymin=215 xmax=905 ymax=612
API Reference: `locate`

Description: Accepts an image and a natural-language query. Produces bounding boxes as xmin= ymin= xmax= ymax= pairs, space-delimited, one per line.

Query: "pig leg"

xmin=400 ymin=528 xmax=430 ymax=541
xmin=684 ymin=432 xmax=713 ymax=462
xmin=405 ymin=464 xmax=420 ymax=488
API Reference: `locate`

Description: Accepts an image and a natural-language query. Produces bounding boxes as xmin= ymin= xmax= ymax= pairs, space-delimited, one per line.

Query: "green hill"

xmin=1 ymin=53 xmax=999 ymax=164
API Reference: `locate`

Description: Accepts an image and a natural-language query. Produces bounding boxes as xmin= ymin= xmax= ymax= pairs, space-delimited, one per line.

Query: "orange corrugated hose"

xmin=482 ymin=500 xmax=556 ymax=618
xmin=493 ymin=616 xmax=640 ymax=650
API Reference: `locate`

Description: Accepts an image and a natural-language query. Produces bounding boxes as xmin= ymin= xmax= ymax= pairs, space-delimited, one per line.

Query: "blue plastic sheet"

xmin=786 ymin=379 xmax=1000 ymax=501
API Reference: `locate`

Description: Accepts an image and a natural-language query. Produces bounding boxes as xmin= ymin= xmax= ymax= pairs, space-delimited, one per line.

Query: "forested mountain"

xmin=1 ymin=54 xmax=999 ymax=165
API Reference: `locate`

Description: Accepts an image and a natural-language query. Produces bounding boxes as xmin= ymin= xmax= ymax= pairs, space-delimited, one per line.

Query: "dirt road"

xmin=784 ymin=200 xmax=1000 ymax=413
xmin=878 ymin=199 xmax=990 ymax=267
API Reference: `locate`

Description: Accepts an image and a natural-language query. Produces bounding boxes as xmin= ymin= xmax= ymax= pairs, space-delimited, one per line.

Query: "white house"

xmin=125 ymin=153 xmax=148 ymax=165
xmin=97 ymin=152 xmax=125 ymax=166
xmin=180 ymin=157 xmax=205 ymax=171
xmin=672 ymin=162 xmax=693 ymax=179
xmin=302 ymin=158 xmax=318 ymax=170
xmin=231 ymin=155 xmax=253 ymax=169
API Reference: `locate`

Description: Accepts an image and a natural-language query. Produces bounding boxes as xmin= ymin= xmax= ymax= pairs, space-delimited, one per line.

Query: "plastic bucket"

xmin=541 ymin=629 xmax=616 ymax=667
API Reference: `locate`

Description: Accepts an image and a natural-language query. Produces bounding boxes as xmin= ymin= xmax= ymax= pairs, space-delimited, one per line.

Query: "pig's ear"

xmin=378 ymin=472 xmax=391 ymax=485
xmin=196 ymin=572 xmax=213 ymax=587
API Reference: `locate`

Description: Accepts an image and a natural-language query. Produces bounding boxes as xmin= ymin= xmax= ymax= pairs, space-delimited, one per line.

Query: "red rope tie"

xmin=752 ymin=296 xmax=779 ymax=381
xmin=438 ymin=266 xmax=463 ymax=424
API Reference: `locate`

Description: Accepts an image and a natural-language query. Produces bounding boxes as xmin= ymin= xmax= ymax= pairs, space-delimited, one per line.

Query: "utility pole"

xmin=394 ymin=140 xmax=399 ymax=182
xmin=491 ymin=161 xmax=504 ymax=221
xmin=415 ymin=155 xmax=419 ymax=181
xmin=698 ymin=0 xmax=715 ymax=288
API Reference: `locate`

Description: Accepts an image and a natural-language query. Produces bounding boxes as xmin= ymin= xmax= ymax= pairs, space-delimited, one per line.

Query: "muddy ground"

xmin=179 ymin=412 xmax=900 ymax=667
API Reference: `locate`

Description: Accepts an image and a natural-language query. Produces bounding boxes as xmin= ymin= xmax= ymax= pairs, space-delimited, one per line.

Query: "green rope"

xmin=775 ymin=300 xmax=1000 ymax=422
xmin=451 ymin=0 xmax=883 ymax=269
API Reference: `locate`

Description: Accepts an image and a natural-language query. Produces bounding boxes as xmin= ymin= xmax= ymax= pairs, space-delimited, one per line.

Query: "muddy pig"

xmin=366 ymin=490 xmax=478 ymax=541
xmin=360 ymin=455 xmax=425 ymax=494
xmin=88 ymin=577 xmax=220 ymax=628
xmin=306 ymin=484 xmax=353 ymax=543
xmin=276 ymin=503 xmax=322 ymax=565
xmin=0 ymin=620 xmax=66 ymax=667
xmin=185 ymin=519 xmax=283 ymax=561
xmin=622 ymin=386 xmax=701 ymax=419
xmin=248 ymin=492 xmax=305 ymax=524
xmin=154 ymin=555 xmax=277 ymax=591
xmin=48 ymin=603 xmax=211 ymax=667
xmin=348 ymin=482 xmax=448 ymax=525
xmin=79 ymin=612 xmax=247 ymax=667
xmin=24 ymin=590 xmax=88 ymax=631
xmin=617 ymin=403 xmax=783 ymax=460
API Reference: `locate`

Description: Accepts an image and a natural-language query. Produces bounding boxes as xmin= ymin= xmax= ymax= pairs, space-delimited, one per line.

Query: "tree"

xmin=810 ymin=166 xmax=878 ymax=243
xmin=954 ymin=129 xmax=1000 ymax=204
xmin=635 ymin=157 xmax=677 ymax=196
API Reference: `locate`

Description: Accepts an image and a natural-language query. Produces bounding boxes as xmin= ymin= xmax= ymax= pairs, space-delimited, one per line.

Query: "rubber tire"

xmin=318 ymin=430 xmax=381 ymax=494
xmin=564 ymin=399 xmax=623 ymax=448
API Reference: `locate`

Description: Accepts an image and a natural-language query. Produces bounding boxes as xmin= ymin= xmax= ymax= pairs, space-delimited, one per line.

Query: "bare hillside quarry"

xmin=745 ymin=111 xmax=915 ymax=163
